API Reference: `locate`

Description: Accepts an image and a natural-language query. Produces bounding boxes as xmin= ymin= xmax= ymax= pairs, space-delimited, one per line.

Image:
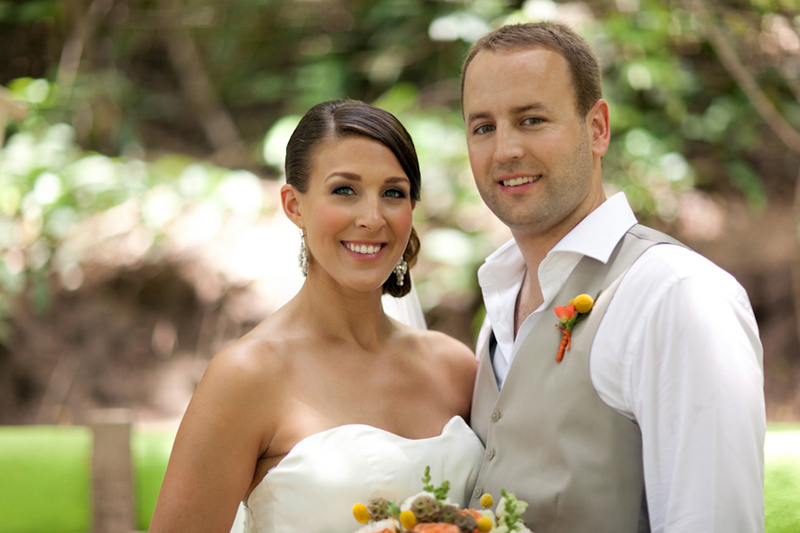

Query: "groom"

xmin=462 ymin=22 xmax=766 ymax=532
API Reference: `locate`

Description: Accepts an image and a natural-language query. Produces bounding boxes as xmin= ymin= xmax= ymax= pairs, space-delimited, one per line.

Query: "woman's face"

xmin=287 ymin=136 xmax=415 ymax=293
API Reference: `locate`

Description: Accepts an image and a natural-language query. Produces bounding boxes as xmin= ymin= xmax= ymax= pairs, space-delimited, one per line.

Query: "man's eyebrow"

xmin=466 ymin=111 xmax=492 ymax=125
xmin=467 ymin=103 xmax=548 ymax=125
xmin=511 ymin=103 xmax=547 ymax=114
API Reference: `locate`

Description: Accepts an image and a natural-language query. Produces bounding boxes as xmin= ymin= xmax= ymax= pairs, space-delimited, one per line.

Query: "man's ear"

xmin=281 ymin=184 xmax=304 ymax=228
xmin=587 ymin=99 xmax=610 ymax=158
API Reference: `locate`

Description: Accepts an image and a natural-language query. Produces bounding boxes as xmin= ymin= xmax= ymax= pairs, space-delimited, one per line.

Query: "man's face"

xmin=462 ymin=47 xmax=607 ymax=239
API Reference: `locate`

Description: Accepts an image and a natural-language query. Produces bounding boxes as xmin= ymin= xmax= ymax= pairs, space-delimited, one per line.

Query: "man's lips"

xmin=497 ymin=174 xmax=542 ymax=187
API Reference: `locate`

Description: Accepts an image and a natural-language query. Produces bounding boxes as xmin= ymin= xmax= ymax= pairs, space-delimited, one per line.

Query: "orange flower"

xmin=554 ymin=304 xmax=576 ymax=321
xmin=412 ymin=523 xmax=461 ymax=533
xmin=553 ymin=295 xmax=595 ymax=363
xmin=461 ymin=509 xmax=484 ymax=520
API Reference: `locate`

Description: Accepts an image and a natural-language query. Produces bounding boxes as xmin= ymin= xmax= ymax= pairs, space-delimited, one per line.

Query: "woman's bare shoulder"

xmin=398 ymin=327 xmax=477 ymax=385
xmin=149 ymin=320 xmax=295 ymax=532
xmin=198 ymin=317 xmax=299 ymax=405
xmin=396 ymin=327 xmax=477 ymax=417
xmin=405 ymin=327 xmax=476 ymax=365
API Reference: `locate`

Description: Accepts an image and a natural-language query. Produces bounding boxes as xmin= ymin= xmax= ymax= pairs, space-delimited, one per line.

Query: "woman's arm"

xmin=149 ymin=344 xmax=277 ymax=533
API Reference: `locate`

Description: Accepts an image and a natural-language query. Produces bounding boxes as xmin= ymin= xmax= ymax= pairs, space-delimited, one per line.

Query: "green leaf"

xmin=421 ymin=465 xmax=433 ymax=492
xmin=387 ymin=501 xmax=401 ymax=519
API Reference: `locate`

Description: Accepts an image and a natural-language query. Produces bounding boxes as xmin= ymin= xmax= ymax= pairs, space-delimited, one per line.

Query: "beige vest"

xmin=469 ymin=225 xmax=683 ymax=533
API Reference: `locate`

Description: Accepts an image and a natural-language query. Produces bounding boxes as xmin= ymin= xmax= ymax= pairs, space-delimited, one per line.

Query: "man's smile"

xmin=500 ymin=175 xmax=541 ymax=187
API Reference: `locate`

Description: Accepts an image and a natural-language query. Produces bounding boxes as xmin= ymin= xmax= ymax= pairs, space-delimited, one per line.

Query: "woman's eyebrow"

xmin=325 ymin=173 xmax=408 ymax=183
xmin=325 ymin=171 xmax=361 ymax=182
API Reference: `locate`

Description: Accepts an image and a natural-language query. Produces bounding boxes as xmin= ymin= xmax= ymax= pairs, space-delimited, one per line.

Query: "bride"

xmin=148 ymin=100 xmax=485 ymax=533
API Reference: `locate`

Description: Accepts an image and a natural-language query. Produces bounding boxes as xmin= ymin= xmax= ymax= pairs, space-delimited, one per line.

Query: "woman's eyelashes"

xmin=330 ymin=185 xmax=407 ymax=199
xmin=332 ymin=185 xmax=355 ymax=196
xmin=383 ymin=187 xmax=406 ymax=199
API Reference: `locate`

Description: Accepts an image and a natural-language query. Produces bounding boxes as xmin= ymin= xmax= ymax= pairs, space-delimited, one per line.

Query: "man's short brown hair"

xmin=460 ymin=22 xmax=603 ymax=118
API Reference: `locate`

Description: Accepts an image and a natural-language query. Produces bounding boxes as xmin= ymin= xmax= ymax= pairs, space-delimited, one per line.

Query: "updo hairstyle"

xmin=285 ymin=99 xmax=421 ymax=298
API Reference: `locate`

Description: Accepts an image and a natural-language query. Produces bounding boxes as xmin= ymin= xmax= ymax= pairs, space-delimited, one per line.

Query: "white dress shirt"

xmin=476 ymin=192 xmax=766 ymax=533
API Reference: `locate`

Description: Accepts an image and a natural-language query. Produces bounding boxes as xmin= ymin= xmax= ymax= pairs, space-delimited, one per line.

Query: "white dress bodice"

xmin=243 ymin=416 xmax=484 ymax=533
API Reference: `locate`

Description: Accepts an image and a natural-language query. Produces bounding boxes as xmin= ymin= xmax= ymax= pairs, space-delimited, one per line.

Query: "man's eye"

xmin=333 ymin=186 xmax=355 ymax=196
xmin=522 ymin=117 xmax=543 ymax=126
xmin=474 ymin=124 xmax=494 ymax=135
xmin=384 ymin=188 xmax=406 ymax=199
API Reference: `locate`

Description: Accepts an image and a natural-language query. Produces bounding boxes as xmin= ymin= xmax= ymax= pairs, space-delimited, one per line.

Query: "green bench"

xmin=0 ymin=423 xmax=173 ymax=533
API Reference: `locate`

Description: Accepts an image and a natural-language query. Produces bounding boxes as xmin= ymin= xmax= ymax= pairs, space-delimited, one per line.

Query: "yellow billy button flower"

xmin=572 ymin=294 xmax=594 ymax=314
xmin=480 ymin=493 xmax=494 ymax=508
xmin=352 ymin=503 xmax=371 ymax=524
xmin=399 ymin=510 xmax=417 ymax=529
xmin=476 ymin=516 xmax=494 ymax=532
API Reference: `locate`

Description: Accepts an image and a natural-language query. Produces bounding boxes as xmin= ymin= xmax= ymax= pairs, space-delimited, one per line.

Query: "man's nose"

xmin=493 ymin=124 xmax=525 ymax=163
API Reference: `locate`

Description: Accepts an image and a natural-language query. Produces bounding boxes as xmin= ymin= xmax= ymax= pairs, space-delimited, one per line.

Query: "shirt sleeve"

xmin=627 ymin=263 xmax=765 ymax=532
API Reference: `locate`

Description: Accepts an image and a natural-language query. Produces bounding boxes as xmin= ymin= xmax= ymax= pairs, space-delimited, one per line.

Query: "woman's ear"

xmin=281 ymin=184 xmax=304 ymax=228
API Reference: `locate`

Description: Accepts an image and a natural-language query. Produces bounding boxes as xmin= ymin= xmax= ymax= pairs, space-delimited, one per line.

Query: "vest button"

xmin=485 ymin=448 xmax=495 ymax=460
xmin=473 ymin=486 xmax=483 ymax=498
xmin=491 ymin=410 xmax=501 ymax=422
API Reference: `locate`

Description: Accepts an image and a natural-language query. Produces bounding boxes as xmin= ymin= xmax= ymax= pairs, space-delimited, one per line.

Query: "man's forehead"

xmin=468 ymin=46 xmax=567 ymax=77
xmin=463 ymin=47 xmax=572 ymax=114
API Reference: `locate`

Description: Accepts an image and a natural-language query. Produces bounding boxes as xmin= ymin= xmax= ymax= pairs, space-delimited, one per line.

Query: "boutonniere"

xmin=553 ymin=294 xmax=594 ymax=363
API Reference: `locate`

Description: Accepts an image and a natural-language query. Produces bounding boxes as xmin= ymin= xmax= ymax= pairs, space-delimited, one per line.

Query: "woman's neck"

xmin=288 ymin=275 xmax=394 ymax=350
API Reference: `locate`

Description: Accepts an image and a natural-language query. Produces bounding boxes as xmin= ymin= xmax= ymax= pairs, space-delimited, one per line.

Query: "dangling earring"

xmin=298 ymin=232 xmax=309 ymax=277
xmin=393 ymin=257 xmax=408 ymax=286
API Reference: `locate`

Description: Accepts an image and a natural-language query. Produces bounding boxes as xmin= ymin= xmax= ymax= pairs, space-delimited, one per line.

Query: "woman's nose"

xmin=355 ymin=196 xmax=385 ymax=231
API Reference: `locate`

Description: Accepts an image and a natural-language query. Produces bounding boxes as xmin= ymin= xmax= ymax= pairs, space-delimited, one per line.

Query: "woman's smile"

xmin=342 ymin=241 xmax=386 ymax=257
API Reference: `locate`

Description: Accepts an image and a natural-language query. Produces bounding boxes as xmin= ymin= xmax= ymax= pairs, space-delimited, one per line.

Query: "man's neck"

xmin=510 ymin=192 xmax=607 ymax=337
xmin=511 ymin=230 xmax=561 ymax=337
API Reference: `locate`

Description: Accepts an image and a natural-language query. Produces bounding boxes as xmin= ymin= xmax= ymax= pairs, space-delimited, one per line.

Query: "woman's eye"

xmin=384 ymin=188 xmax=406 ymax=199
xmin=332 ymin=185 xmax=355 ymax=196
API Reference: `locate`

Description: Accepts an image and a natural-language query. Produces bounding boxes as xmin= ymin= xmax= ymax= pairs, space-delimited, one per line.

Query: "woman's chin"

xmin=342 ymin=279 xmax=389 ymax=295
xmin=306 ymin=265 xmax=395 ymax=295
xmin=336 ymin=273 xmax=393 ymax=294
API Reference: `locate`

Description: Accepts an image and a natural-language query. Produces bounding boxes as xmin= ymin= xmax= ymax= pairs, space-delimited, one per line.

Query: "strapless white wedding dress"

xmin=242 ymin=416 xmax=484 ymax=533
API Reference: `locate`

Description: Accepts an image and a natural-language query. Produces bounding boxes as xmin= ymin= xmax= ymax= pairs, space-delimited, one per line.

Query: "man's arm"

xmin=631 ymin=260 xmax=765 ymax=532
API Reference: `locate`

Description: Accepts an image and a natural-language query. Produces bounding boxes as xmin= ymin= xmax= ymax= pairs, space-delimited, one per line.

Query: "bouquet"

xmin=351 ymin=467 xmax=532 ymax=533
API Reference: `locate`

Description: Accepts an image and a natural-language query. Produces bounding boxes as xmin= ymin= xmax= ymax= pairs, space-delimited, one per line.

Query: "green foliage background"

xmin=3 ymin=0 xmax=800 ymax=329
xmin=1 ymin=1 xmax=799 ymax=530
xmin=2 ymin=1 xmax=800 ymax=529
xmin=1 ymin=0 xmax=800 ymax=401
